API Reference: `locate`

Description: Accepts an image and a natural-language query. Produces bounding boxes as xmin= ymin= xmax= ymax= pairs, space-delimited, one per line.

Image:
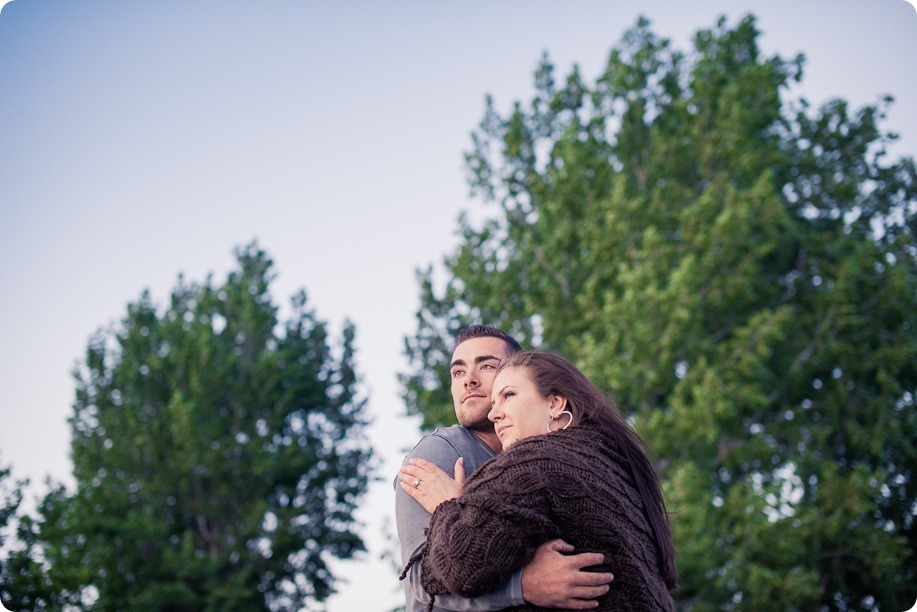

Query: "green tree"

xmin=0 ymin=462 xmax=24 ymax=551
xmin=1 ymin=243 xmax=373 ymax=611
xmin=1 ymin=481 xmax=90 ymax=609
xmin=402 ymin=15 xmax=916 ymax=610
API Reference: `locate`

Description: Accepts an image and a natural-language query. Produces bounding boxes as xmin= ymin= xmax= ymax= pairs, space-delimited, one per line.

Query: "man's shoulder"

xmin=405 ymin=425 xmax=494 ymax=472
xmin=430 ymin=424 xmax=477 ymax=443
xmin=410 ymin=425 xmax=474 ymax=455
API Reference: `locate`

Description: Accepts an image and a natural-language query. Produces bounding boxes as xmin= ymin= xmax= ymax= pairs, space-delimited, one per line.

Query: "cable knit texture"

xmin=413 ymin=426 xmax=675 ymax=611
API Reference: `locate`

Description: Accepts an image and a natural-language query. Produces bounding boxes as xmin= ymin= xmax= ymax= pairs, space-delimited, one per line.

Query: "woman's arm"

xmin=420 ymin=454 xmax=560 ymax=598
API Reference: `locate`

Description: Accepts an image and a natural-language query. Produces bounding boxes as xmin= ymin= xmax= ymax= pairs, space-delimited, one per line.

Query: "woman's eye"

xmin=504 ymin=391 xmax=515 ymax=398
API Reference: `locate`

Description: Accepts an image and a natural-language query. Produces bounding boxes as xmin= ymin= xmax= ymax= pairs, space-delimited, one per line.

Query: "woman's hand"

xmin=399 ymin=457 xmax=465 ymax=514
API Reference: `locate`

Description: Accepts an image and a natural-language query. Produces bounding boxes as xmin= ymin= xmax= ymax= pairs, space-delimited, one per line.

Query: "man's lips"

xmin=462 ymin=393 xmax=485 ymax=403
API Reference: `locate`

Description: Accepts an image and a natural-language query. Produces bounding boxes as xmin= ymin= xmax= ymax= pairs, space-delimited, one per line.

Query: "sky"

xmin=0 ymin=1 xmax=914 ymax=610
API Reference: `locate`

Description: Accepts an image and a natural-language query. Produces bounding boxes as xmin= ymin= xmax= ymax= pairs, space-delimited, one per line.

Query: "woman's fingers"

xmin=401 ymin=458 xmax=462 ymax=486
xmin=399 ymin=464 xmax=426 ymax=483
xmin=453 ymin=457 xmax=465 ymax=485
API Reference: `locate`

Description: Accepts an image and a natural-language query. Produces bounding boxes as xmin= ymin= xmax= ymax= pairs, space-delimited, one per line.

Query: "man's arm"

xmin=521 ymin=540 xmax=614 ymax=609
xmin=401 ymin=537 xmax=613 ymax=610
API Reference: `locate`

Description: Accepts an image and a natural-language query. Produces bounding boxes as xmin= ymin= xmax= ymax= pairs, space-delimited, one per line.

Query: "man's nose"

xmin=465 ymin=373 xmax=480 ymax=387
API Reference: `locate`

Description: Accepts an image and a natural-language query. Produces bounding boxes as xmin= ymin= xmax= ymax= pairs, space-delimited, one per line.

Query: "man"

xmin=395 ymin=324 xmax=613 ymax=610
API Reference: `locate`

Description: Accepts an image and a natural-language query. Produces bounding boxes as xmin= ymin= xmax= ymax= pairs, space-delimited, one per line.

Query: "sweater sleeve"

xmin=419 ymin=450 xmax=560 ymax=598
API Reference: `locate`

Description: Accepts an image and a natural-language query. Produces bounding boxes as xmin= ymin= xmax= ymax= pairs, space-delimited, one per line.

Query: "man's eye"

xmin=481 ymin=363 xmax=495 ymax=370
xmin=451 ymin=370 xmax=463 ymax=378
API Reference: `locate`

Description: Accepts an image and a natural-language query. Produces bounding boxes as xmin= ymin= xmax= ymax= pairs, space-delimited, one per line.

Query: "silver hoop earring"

xmin=547 ymin=410 xmax=573 ymax=432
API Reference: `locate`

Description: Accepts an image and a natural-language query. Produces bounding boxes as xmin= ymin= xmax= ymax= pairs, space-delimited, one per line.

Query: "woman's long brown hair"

xmin=500 ymin=350 xmax=678 ymax=588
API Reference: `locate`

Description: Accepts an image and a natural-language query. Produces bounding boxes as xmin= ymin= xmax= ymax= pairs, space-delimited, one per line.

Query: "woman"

xmin=400 ymin=351 xmax=677 ymax=611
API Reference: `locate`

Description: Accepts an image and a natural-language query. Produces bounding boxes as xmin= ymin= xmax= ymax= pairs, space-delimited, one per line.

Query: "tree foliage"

xmin=402 ymin=15 xmax=916 ymax=610
xmin=1 ymin=243 xmax=373 ymax=610
xmin=0 ymin=462 xmax=24 ymax=552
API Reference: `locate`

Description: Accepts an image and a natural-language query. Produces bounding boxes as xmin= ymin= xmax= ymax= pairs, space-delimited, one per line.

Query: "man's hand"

xmin=521 ymin=539 xmax=613 ymax=609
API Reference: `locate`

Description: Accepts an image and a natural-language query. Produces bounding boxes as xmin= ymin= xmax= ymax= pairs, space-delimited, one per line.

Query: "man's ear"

xmin=548 ymin=394 xmax=568 ymax=417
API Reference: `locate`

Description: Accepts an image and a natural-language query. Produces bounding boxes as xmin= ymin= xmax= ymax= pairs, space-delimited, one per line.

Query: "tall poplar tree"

xmin=402 ymin=15 xmax=916 ymax=610
xmin=0 ymin=463 xmax=23 ymax=552
xmin=1 ymin=243 xmax=373 ymax=611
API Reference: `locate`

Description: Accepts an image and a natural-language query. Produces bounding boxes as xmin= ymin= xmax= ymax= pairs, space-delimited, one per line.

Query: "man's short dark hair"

xmin=454 ymin=324 xmax=522 ymax=354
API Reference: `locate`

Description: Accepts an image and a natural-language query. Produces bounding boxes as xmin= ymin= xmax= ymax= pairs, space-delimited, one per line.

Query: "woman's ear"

xmin=548 ymin=394 xmax=568 ymax=417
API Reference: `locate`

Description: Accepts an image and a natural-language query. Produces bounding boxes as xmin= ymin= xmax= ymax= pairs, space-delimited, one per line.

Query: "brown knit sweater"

xmin=412 ymin=426 xmax=675 ymax=611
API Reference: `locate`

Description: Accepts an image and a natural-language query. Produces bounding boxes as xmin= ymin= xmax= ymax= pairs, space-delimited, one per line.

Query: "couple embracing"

xmin=395 ymin=325 xmax=677 ymax=611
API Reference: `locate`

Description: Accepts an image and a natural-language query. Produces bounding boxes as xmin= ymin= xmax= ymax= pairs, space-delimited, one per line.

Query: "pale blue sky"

xmin=1 ymin=1 xmax=914 ymax=610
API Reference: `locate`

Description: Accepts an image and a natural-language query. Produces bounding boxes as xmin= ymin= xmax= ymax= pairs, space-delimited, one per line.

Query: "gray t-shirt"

xmin=395 ymin=425 xmax=525 ymax=611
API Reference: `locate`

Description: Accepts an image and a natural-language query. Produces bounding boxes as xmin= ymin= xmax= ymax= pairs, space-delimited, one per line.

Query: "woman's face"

xmin=489 ymin=366 xmax=555 ymax=449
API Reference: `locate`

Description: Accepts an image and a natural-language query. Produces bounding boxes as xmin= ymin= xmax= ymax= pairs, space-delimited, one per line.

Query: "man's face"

xmin=449 ymin=336 xmax=512 ymax=432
